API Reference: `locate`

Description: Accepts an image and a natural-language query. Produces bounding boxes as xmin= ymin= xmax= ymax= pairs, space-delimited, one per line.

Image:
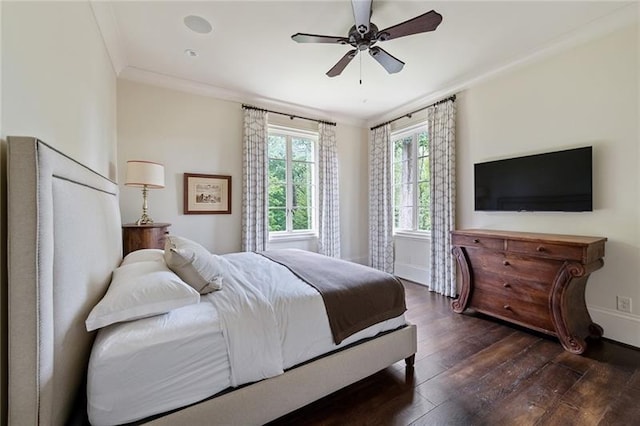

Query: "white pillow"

xmin=164 ymin=235 xmax=223 ymax=294
xmin=120 ymin=249 xmax=165 ymax=266
xmin=86 ymin=260 xmax=200 ymax=332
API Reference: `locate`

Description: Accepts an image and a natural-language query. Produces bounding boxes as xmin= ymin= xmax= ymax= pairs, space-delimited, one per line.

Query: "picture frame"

xmin=183 ymin=173 xmax=232 ymax=214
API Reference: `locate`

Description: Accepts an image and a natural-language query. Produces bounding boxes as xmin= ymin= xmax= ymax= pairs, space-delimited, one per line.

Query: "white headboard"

xmin=8 ymin=137 xmax=122 ymax=425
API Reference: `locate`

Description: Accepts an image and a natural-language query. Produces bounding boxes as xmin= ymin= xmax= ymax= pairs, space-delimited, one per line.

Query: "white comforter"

xmin=88 ymin=252 xmax=406 ymax=425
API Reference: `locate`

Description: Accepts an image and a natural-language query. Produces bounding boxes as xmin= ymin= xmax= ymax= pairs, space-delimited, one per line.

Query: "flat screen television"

xmin=474 ymin=146 xmax=592 ymax=212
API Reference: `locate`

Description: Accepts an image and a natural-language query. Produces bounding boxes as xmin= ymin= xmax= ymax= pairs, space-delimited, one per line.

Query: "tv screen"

xmin=474 ymin=146 xmax=592 ymax=212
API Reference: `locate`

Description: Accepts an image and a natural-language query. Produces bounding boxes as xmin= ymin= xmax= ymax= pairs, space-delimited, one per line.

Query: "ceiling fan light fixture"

xmin=184 ymin=15 xmax=213 ymax=34
xmin=292 ymin=1 xmax=441 ymax=77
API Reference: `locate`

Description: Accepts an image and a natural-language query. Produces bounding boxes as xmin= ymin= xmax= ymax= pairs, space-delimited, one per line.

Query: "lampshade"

xmin=125 ymin=160 xmax=165 ymax=189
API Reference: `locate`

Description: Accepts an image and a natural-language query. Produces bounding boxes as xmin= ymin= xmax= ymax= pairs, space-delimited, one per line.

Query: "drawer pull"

xmin=536 ymin=245 xmax=546 ymax=252
xmin=503 ymin=304 xmax=512 ymax=310
xmin=502 ymin=260 xmax=510 ymax=266
xmin=503 ymin=282 xmax=511 ymax=288
xmin=473 ymin=239 xmax=480 ymax=243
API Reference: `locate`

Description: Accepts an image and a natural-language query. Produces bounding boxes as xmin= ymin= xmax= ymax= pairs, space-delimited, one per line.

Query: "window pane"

xmin=292 ymin=184 xmax=313 ymax=208
xmin=398 ymin=207 xmax=414 ymax=229
xmin=269 ymin=208 xmax=286 ymax=232
xmin=393 ymin=161 xmax=402 ymax=188
xmin=292 ymin=138 xmax=313 ymax=161
xmin=292 ymin=161 xmax=312 ymax=185
xmin=418 ymin=207 xmax=431 ymax=231
xmin=268 ymin=135 xmax=286 ymax=159
xmin=292 ymin=208 xmax=312 ymax=230
xmin=399 ymin=183 xmax=414 ymax=207
xmin=418 ymin=132 xmax=429 ymax=157
xmin=418 ymin=157 xmax=430 ymax=182
xmin=268 ymin=183 xmax=286 ymax=208
xmin=393 ymin=139 xmax=404 ymax=161
xmin=418 ymin=182 xmax=430 ymax=209
xmin=393 ymin=184 xmax=402 ymax=210
xmin=269 ymin=159 xmax=286 ymax=183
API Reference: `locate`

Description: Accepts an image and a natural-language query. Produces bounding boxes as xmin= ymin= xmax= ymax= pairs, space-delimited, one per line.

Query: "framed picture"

xmin=183 ymin=173 xmax=231 ymax=214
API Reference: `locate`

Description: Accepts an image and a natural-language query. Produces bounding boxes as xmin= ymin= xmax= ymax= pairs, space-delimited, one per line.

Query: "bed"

xmin=7 ymin=136 xmax=417 ymax=425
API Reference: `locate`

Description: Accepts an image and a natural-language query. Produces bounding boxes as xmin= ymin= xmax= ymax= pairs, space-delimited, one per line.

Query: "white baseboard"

xmin=588 ymin=305 xmax=640 ymax=348
xmin=394 ymin=262 xmax=429 ymax=286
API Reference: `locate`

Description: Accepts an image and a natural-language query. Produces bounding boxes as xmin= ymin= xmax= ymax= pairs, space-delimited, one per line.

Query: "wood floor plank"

xmin=481 ymin=362 xmax=581 ymax=425
xmin=559 ymin=364 xmax=630 ymax=420
xmin=536 ymin=401 xmax=602 ymax=426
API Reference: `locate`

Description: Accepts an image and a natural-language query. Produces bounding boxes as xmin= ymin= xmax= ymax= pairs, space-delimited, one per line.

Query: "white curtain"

xmin=241 ymin=108 xmax=269 ymax=252
xmin=368 ymin=124 xmax=394 ymax=273
xmin=428 ymin=99 xmax=457 ymax=297
xmin=317 ymin=122 xmax=341 ymax=257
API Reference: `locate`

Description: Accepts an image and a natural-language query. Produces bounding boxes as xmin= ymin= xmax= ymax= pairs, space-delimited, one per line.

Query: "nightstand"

xmin=122 ymin=223 xmax=171 ymax=257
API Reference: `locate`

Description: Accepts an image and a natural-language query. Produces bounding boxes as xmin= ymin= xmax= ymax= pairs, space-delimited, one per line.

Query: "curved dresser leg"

xmin=451 ymin=246 xmax=471 ymax=313
xmin=560 ymin=335 xmax=588 ymax=355
xmin=588 ymin=323 xmax=604 ymax=339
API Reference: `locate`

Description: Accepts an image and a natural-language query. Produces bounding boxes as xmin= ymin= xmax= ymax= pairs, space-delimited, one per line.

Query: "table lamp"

xmin=125 ymin=160 xmax=165 ymax=225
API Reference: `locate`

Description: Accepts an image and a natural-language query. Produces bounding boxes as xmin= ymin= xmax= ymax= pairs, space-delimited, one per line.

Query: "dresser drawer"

xmin=507 ymin=240 xmax=584 ymax=262
xmin=452 ymin=234 xmax=504 ymax=251
xmin=470 ymin=287 xmax=554 ymax=333
xmin=473 ymin=269 xmax=551 ymax=305
xmin=467 ymin=250 xmax=561 ymax=283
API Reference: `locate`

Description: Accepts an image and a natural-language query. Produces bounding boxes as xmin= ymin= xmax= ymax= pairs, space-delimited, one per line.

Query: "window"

xmin=392 ymin=124 xmax=430 ymax=232
xmin=267 ymin=126 xmax=317 ymax=235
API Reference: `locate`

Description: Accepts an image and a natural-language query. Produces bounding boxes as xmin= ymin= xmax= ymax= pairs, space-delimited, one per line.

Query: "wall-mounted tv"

xmin=474 ymin=146 xmax=592 ymax=212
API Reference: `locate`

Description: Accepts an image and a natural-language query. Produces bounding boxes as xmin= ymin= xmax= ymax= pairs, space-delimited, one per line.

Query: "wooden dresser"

xmin=122 ymin=223 xmax=171 ymax=257
xmin=451 ymin=229 xmax=606 ymax=354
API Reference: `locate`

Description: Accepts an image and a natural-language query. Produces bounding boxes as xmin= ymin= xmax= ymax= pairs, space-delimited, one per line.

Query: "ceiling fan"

xmin=291 ymin=0 xmax=443 ymax=78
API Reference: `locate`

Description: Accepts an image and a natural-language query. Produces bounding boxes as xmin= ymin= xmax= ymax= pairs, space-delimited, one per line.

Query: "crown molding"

xmin=90 ymin=0 xmax=127 ymax=75
xmin=367 ymin=2 xmax=639 ymax=128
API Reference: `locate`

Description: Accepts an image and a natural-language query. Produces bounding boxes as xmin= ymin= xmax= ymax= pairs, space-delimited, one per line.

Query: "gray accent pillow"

xmin=163 ymin=235 xmax=223 ymax=294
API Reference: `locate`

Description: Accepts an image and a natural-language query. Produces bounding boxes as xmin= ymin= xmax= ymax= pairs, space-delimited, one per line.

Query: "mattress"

xmin=88 ymin=251 xmax=406 ymax=425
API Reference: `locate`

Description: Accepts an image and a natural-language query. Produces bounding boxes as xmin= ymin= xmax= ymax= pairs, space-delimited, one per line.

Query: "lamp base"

xmin=135 ymin=214 xmax=154 ymax=226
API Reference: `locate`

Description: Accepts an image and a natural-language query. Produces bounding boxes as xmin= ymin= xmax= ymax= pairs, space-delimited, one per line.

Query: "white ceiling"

xmin=98 ymin=1 xmax=636 ymax=124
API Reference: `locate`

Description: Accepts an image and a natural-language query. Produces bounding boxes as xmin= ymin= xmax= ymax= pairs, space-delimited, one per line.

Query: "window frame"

xmin=391 ymin=122 xmax=430 ymax=237
xmin=267 ymin=125 xmax=319 ymax=240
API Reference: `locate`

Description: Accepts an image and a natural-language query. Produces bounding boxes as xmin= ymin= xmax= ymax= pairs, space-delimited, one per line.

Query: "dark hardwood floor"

xmin=269 ymin=281 xmax=640 ymax=425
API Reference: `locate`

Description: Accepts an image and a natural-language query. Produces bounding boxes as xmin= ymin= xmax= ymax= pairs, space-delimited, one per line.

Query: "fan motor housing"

xmin=348 ymin=23 xmax=379 ymax=50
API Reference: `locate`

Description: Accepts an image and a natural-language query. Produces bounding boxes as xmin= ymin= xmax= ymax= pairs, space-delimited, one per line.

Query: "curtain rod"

xmin=370 ymin=94 xmax=456 ymax=131
xmin=242 ymin=104 xmax=336 ymax=127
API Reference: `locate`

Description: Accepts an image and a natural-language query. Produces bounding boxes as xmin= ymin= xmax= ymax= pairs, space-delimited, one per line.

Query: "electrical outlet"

xmin=616 ymin=296 xmax=632 ymax=313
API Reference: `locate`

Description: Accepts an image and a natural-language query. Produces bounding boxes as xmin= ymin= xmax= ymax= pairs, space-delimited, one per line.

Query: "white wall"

xmin=456 ymin=24 xmax=639 ymax=347
xmin=117 ymin=80 xmax=369 ymax=261
xmin=1 ymin=1 xmax=118 ymax=423
xmin=1 ymin=1 xmax=117 ymax=178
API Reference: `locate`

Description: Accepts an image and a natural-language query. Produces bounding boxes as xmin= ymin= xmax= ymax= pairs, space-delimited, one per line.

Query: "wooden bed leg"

xmin=405 ymin=354 xmax=415 ymax=368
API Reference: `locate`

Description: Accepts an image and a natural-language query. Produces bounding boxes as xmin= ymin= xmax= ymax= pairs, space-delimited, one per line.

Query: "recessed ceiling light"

xmin=184 ymin=49 xmax=198 ymax=57
xmin=184 ymin=15 xmax=213 ymax=34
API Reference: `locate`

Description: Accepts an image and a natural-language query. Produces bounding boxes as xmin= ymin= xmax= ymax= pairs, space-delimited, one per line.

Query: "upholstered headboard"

xmin=8 ymin=137 xmax=122 ymax=425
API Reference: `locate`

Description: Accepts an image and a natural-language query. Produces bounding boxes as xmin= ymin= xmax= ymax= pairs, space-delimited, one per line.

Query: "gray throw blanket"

xmin=258 ymin=249 xmax=406 ymax=344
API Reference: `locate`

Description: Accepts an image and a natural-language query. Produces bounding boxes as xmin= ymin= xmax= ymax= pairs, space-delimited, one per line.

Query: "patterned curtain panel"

xmin=317 ymin=122 xmax=341 ymax=258
xmin=428 ymin=99 xmax=457 ymax=297
xmin=241 ymin=108 xmax=269 ymax=252
xmin=368 ymin=124 xmax=394 ymax=273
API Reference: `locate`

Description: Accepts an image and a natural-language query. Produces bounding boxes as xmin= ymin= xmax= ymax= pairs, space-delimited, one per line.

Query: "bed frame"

xmin=7 ymin=137 xmax=417 ymax=425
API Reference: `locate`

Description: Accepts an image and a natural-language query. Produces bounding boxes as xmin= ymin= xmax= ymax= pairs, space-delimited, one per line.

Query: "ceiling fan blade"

xmin=326 ymin=49 xmax=358 ymax=77
xmin=368 ymin=46 xmax=404 ymax=74
xmin=376 ymin=10 xmax=443 ymax=42
xmin=292 ymin=33 xmax=350 ymax=44
xmin=351 ymin=0 xmax=372 ymax=35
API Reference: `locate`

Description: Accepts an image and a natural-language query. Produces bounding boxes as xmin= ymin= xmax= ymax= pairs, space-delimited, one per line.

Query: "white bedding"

xmin=88 ymin=252 xmax=406 ymax=426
